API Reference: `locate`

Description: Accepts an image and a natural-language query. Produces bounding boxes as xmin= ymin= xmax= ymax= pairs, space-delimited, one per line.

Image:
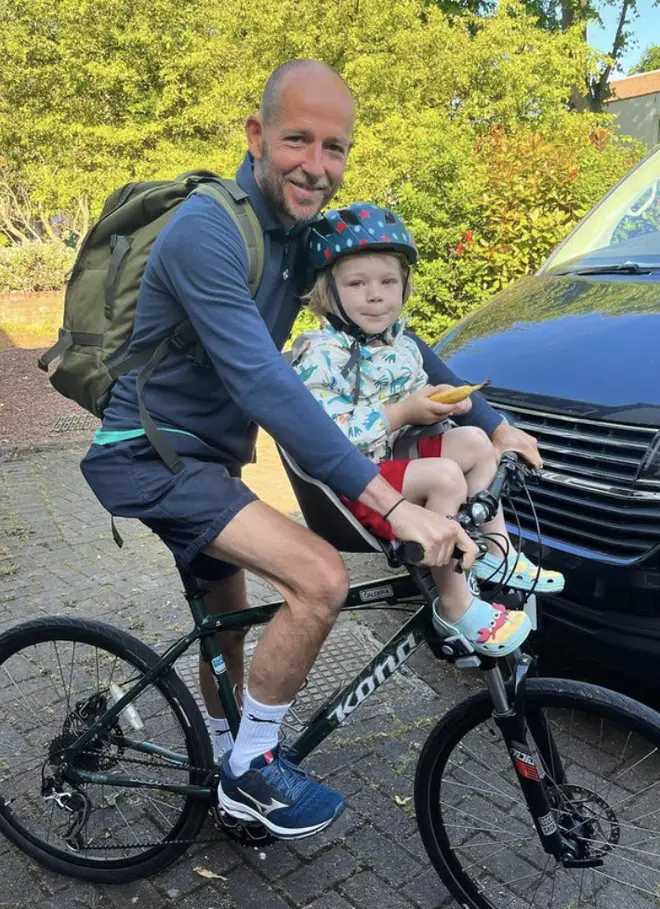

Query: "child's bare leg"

xmin=439 ymin=427 xmax=511 ymax=556
xmin=401 ymin=458 xmax=472 ymax=622
xmin=400 ymin=456 xmax=532 ymax=653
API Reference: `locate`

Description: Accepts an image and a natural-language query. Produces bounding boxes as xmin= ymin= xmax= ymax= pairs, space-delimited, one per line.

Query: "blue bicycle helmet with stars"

xmin=307 ymin=202 xmax=418 ymax=272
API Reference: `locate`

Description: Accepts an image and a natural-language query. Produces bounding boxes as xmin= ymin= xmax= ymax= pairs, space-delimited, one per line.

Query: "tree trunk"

xmin=589 ymin=0 xmax=633 ymax=111
xmin=563 ymin=0 xmax=591 ymax=111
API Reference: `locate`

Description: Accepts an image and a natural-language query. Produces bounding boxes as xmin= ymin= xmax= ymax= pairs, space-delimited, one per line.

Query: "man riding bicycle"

xmin=81 ymin=58 xmax=541 ymax=838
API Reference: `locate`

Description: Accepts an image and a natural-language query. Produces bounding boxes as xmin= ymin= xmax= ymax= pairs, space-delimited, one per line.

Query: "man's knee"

xmin=295 ymin=541 xmax=349 ymax=619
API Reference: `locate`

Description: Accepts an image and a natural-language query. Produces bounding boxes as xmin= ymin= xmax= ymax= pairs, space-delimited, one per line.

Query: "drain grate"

xmin=176 ymin=613 xmax=433 ymax=739
xmin=52 ymin=413 xmax=100 ymax=433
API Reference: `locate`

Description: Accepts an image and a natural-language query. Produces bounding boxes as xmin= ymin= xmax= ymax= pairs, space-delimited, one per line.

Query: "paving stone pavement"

xmin=0 ymin=445 xmax=645 ymax=909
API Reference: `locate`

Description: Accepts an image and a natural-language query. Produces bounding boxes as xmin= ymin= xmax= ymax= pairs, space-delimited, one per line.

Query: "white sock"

xmin=208 ymin=716 xmax=234 ymax=763
xmin=228 ymin=690 xmax=291 ymax=777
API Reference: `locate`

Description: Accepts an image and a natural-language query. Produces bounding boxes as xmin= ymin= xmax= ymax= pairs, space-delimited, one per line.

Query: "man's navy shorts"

xmin=80 ymin=436 xmax=257 ymax=580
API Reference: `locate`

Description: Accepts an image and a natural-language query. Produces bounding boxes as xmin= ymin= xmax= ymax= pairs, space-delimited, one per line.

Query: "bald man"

xmin=81 ymin=60 xmax=523 ymax=838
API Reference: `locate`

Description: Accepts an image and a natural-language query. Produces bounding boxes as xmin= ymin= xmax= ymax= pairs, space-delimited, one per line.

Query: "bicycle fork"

xmin=484 ymin=654 xmax=603 ymax=869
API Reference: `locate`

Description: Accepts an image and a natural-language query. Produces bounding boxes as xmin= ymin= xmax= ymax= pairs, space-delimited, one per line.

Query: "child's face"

xmin=333 ymin=253 xmax=405 ymax=336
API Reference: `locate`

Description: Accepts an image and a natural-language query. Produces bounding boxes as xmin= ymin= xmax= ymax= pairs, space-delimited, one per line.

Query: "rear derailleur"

xmin=41 ymin=778 xmax=91 ymax=851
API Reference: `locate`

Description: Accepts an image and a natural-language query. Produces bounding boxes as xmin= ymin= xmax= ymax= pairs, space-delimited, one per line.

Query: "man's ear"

xmin=245 ymin=115 xmax=264 ymax=160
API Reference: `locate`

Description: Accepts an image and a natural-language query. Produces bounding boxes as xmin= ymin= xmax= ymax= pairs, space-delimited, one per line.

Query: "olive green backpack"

xmin=38 ymin=170 xmax=264 ymax=472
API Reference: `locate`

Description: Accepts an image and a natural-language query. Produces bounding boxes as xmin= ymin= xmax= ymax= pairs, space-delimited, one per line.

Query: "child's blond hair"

xmin=303 ymin=251 xmax=414 ymax=320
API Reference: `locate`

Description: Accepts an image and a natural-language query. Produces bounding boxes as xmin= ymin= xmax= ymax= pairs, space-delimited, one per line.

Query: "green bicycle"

xmin=0 ymin=452 xmax=659 ymax=909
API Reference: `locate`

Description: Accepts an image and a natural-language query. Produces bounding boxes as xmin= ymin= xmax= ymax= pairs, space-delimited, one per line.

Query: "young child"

xmin=291 ymin=203 xmax=564 ymax=657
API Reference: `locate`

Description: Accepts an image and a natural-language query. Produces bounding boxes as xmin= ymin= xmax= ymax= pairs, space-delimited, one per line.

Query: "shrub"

xmin=0 ymin=241 xmax=75 ymax=293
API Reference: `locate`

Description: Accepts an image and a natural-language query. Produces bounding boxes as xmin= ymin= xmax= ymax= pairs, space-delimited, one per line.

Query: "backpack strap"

xmin=38 ymin=328 xmax=105 ymax=371
xmin=108 ymin=321 xmax=197 ymax=474
xmin=193 ymin=179 xmax=265 ymax=297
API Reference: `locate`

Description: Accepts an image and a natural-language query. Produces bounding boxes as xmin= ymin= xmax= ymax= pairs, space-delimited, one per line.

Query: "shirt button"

xmin=282 ymin=269 xmax=290 ymax=280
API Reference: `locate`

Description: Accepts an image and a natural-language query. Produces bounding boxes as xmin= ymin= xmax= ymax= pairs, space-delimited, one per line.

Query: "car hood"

xmin=434 ymin=275 xmax=660 ymax=425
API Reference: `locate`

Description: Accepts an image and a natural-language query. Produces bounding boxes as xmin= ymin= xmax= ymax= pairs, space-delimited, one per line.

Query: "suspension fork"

xmin=483 ymin=655 xmax=566 ymax=860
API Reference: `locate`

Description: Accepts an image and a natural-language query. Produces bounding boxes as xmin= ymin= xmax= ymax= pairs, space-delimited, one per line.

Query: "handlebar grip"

xmin=401 ymin=542 xmax=481 ymax=564
xmin=401 ymin=541 xmax=425 ymax=563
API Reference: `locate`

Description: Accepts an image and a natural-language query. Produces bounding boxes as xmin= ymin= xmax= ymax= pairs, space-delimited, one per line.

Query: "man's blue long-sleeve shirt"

xmin=102 ymin=154 xmax=502 ymax=500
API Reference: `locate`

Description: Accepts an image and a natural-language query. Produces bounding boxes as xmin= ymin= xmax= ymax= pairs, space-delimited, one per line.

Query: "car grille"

xmin=493 ymin=402 xmax=660 ymax=563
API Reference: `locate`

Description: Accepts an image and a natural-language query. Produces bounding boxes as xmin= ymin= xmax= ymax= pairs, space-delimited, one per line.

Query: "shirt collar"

xmin=322 ymin=315 xmax=408 ymax=349
xmin=236 ymin=152 xmax=307 ymax=238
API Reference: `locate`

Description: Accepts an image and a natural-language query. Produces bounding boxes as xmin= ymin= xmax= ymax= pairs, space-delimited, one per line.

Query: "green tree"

xmin=0 ymin=0 xmax=645 ymax=337
xmin=630 ymin=43 xmax=660 ymax=73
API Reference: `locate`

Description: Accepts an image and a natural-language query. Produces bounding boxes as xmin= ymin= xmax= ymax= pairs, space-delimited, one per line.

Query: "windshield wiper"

xmin=557 ymin=263 xmax=660 ymax=276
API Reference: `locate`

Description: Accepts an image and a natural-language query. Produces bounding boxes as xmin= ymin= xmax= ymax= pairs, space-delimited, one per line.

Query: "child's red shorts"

xmin=341 ymin=435 xmax=444 ymax=542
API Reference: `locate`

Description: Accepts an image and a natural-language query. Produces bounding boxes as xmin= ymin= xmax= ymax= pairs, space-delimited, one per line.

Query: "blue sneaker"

xmin=217 ymin=746 xmax=345 ymax=838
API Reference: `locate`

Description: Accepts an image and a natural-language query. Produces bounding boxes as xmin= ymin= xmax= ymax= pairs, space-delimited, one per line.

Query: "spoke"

xmin=549 ymin=863 xmax=557 ymax=909
xmin=525 ymin=855 xmax=552 ymax=909
xmin=460 ymin=838 xmax=533 ymax=872
xmin=577 ymin=863 xmax=586 ymax=908
xmin=610 ymin=779 xmax=660 ymax=812
xmin=450 ymin=738 xmax=523 ymax=801
xmin=53 ymin=642 xmax=73 ymax=714
xmin=611 ymin=748 xmax=659 ymax=786
xmin=1 ymin=665 xmax=45 ymax=730
xmin=605 ymin=845 xmax=660 ymax=880
xmin=443 ymin=773 xmax=526 ymax=809
xmin=613 ymin=840 xmax=660 ymax=860
xmin=67 ymin=642 xmax=77 ymax=708
xmin=592 ymin=866 xmax=660 ymax=899
xmin=481 ymin=866 xmax=554 ymax=893
xmin=114 ymin=798 xmax=140 ymax=845
xmin=441 ymin=802 xmax=525 ymax=838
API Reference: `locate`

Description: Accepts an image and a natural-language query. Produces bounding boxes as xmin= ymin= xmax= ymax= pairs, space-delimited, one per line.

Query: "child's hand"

xmin=427 ymin=385 xmax=472 ymax=417
xmin=386 ymin=387 xmax=471 ymax=430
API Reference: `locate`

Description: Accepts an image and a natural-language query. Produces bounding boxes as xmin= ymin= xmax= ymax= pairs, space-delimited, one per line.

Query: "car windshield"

xmin=541 ymin=147 xmax=660 ymax=276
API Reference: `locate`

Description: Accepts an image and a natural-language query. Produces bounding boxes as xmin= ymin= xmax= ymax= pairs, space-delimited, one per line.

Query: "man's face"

xmin=246 ymin=72 xmax=354 ymax=227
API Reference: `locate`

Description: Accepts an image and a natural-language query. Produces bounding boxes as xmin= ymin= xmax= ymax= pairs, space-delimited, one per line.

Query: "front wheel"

xmin=0 ymin=617 xmax=212 ymax=882
xmin=415 ymin=677 xmax=660 ymax=909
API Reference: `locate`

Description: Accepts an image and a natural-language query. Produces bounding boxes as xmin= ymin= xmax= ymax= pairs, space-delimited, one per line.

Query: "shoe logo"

xmin=237 ymin=787 xmax=289 ymax=816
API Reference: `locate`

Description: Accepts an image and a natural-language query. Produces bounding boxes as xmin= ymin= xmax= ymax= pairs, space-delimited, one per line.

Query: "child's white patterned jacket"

xmin=290 ymin=319 xmax=429 ymax=463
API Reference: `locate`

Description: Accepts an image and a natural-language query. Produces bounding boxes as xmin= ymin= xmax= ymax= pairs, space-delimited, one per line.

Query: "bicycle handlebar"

xmin=399 ymin=450 xmax=524 ymax=565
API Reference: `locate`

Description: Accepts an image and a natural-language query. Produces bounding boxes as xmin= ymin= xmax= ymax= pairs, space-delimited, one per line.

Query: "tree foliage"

xmin=0 ymin=0 xmax=645 ymax=338
xmin=630 ymin=43 xmax=660 ymax=73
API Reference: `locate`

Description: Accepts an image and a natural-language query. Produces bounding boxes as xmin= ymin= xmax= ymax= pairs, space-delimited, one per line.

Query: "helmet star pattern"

xmin=307 ymin=203 xmax=418 ymax=273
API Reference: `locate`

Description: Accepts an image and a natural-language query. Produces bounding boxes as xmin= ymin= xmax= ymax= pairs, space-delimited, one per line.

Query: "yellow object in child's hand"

xmin=429 ymin=381 xmax=490 ymax=404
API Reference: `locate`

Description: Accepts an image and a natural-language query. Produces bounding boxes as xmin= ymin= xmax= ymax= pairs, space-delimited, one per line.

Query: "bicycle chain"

xmin=53 ymin=748 xmax=271 ymax=851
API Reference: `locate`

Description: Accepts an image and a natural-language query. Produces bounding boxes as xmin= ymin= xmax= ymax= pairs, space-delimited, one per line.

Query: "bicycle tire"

xmin=0 ymin=616 xmax=213 ymax=882
xmin=415 ymin=676 xmax=660 ymax=909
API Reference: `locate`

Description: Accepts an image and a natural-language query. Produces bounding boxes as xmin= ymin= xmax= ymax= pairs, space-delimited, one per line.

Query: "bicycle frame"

xmin=63 ymin=559 xmax=575 ymax=862
xmin=64 ymin=571 xmax=423 ymax=800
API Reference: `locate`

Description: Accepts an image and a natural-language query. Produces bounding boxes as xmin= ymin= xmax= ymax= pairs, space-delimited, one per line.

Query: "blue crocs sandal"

xmin=472 ymin=552 xmax=565 ymax=594
xmin=432 ymin=596 xmax=532 ymax=657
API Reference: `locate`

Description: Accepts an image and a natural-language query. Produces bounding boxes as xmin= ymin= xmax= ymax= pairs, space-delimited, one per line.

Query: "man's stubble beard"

xmin=255 ymin=150 xmax=339 ymax=226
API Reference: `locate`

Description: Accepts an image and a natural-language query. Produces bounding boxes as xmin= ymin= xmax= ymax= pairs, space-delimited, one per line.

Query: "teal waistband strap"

xmin=93 ymin=427 xmax=200 ymax=446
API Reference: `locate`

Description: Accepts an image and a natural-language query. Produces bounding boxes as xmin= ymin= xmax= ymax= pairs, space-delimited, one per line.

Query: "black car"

xmin=434 ymin=146 xmax=660 ymax=682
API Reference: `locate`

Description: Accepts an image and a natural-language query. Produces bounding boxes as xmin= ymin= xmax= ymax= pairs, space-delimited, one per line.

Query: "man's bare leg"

xmin=209 ymin=499 xmax=349 ymax=831
xmin=197 ymin=570 xmax=249 ymax=719
xmin=203 ymin=500 xmax=349 ymax=706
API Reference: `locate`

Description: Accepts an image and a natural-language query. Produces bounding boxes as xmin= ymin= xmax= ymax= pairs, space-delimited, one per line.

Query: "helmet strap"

xmin=326 ymin=270 xmax=366 ymax=340
xmin=402 ymin=266 xmax=410 ymax=303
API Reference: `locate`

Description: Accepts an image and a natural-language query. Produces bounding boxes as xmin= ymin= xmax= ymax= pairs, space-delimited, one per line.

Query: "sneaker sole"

xmin=217 ymin=784 xmax=345 ymax=839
